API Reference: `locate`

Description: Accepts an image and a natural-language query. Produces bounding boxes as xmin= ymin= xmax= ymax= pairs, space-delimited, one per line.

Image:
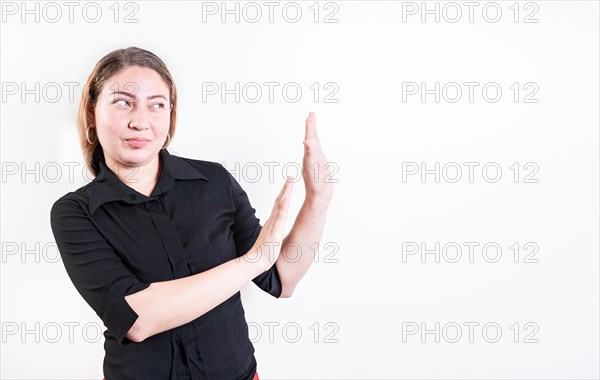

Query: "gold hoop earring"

xmin=86 ymin=126 xmax=96 ymax=144
xmin=162 ymin=133 xmax=171 ymax=149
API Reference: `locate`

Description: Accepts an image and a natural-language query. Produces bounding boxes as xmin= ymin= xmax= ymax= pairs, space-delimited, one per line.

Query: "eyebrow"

xmin=108 ymin=91 xmax=168 ymax=101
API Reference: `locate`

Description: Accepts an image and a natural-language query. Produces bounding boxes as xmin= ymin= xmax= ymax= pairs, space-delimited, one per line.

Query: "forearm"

xmin=124 ymin=253 xmax=264 ymax=342
xmin=275 ymin=197 xmax=330 ymax=296
xmin=123 ymin=173 xmax=296 ymax=342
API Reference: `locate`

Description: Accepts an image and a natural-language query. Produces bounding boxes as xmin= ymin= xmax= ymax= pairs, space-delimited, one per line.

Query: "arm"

xmin=124 ymin=251 xmax=264 ymax=342
xmin=275 ymin=199 xmax=329 ymax=297
xmin=51 ymin=176 xmax=293 ymax=345
xmin=275 ymin=112 xmax=334 ymax=297
xmin=125 ymin=174 xmax=295 ymax=342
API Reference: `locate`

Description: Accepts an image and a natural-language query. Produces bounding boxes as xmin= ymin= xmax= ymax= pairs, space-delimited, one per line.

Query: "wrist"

xmin=304 ymin=195 xmax=331 ymax=211
xmin=241 ymin=249 xmax=271 ymax=275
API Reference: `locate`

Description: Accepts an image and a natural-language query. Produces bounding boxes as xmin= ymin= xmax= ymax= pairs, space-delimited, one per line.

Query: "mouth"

xmin=125 ymin=138 xmax=150 ymax=148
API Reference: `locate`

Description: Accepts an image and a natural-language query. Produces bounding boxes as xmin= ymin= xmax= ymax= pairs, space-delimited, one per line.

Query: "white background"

xmin=1 ymin=0 xmax=598 ymax=379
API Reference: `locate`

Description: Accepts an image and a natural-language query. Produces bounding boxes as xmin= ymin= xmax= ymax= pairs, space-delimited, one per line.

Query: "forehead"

xmin=102 ymin=66 xmax=169 ymax=95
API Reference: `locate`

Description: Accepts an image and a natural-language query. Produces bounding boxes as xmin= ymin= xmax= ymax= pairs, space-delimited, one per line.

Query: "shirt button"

xmin=147 ymin=200 xmax=160 ymax=211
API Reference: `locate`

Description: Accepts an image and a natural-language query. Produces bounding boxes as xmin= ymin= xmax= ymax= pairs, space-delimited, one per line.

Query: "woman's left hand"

xmin=301 ymin=112 xmax=334 ymax=207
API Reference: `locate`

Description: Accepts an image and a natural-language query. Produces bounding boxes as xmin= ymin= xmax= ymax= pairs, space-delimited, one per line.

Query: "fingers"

xmin=304 ymin=112 xmax=325 ymax=156
xmin=276 ymin=176 xmax=294 ymax=206
xmin=271 ymin=176 xmax=294 ymax=220
xmin=304 ymin=112 xmax=318 ymax=142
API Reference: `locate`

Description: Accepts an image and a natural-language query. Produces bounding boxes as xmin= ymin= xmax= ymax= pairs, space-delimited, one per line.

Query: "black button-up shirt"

xmin=50 ymin=149 xmax=282 ymax=379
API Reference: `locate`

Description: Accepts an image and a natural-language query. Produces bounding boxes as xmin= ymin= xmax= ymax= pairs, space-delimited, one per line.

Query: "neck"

xmin=105 ymin=153 xmax=162 ymax=197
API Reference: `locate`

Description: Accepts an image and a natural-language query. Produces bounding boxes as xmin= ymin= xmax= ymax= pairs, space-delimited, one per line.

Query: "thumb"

xmin=272 ymin=176 xmax=294 ymax=217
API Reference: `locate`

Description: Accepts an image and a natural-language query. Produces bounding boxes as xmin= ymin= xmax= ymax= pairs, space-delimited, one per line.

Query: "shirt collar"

xmin=88 ymin=149 xmax=209 ymax=215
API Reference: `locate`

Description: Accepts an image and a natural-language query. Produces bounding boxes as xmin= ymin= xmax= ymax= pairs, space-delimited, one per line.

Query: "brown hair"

xmin=77 ymin=46 xmax=177 ymax=177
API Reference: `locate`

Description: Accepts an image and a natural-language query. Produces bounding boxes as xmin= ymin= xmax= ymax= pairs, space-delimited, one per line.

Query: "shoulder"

xmin=174 ymin=154 xmax=224 ymax=172
xmin=50 ymin=182 xmax=93 ymax=219
xmin=169 ymin=153 xmax=234 ymax=186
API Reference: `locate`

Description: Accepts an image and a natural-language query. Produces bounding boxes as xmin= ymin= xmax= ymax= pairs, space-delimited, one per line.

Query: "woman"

xmin=50 ymin=46 xmax=333 ymax=379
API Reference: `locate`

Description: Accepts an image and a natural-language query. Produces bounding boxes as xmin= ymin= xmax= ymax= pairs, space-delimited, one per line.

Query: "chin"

xmin=119 ymin=150 xmax=157 ymax=166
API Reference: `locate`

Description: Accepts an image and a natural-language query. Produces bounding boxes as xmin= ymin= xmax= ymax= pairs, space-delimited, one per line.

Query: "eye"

xmin=152 ymin=103 xmax=165 ymax=109
xmin=114 ymin=99 xmax=131 ymax=107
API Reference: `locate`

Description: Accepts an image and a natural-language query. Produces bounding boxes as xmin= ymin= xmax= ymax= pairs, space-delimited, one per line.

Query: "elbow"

xmin=124 ymin=286 xmax=158 ymax=343
xmin=125 ymin=318 xmax=152 ymax=343
xmin=125 ymin=327 xmax=144 ymax=343
xmin=279 ymin=284 xmax=295 ymax=298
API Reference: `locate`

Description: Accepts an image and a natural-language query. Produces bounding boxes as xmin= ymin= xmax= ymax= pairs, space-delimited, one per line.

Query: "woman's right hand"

xmin=243 ymin=176 xmax=294 ymax=272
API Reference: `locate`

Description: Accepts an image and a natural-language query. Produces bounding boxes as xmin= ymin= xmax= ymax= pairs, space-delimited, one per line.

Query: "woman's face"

xmin=94 ymin=65 xmax=171 ymax=170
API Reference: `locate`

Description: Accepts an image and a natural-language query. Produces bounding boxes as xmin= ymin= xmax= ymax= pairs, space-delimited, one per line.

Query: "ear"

xmin=88 ymin=110 xmax=95 ymax=126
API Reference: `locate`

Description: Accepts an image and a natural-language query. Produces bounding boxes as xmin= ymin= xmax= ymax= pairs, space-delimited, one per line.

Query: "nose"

xmin=128 ymin=106 xmax=151 ymax=130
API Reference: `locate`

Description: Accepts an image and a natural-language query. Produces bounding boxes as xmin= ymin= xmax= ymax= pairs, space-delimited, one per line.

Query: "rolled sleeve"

xmin=225 ymin=169 xmax=282 ymax=298
xmin=50 ymin=195 xmax=150 ymax=345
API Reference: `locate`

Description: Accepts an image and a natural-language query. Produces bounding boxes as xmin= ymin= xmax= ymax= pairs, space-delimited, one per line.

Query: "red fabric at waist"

xmin=103 ymin=371 xmax=258 ymax=380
